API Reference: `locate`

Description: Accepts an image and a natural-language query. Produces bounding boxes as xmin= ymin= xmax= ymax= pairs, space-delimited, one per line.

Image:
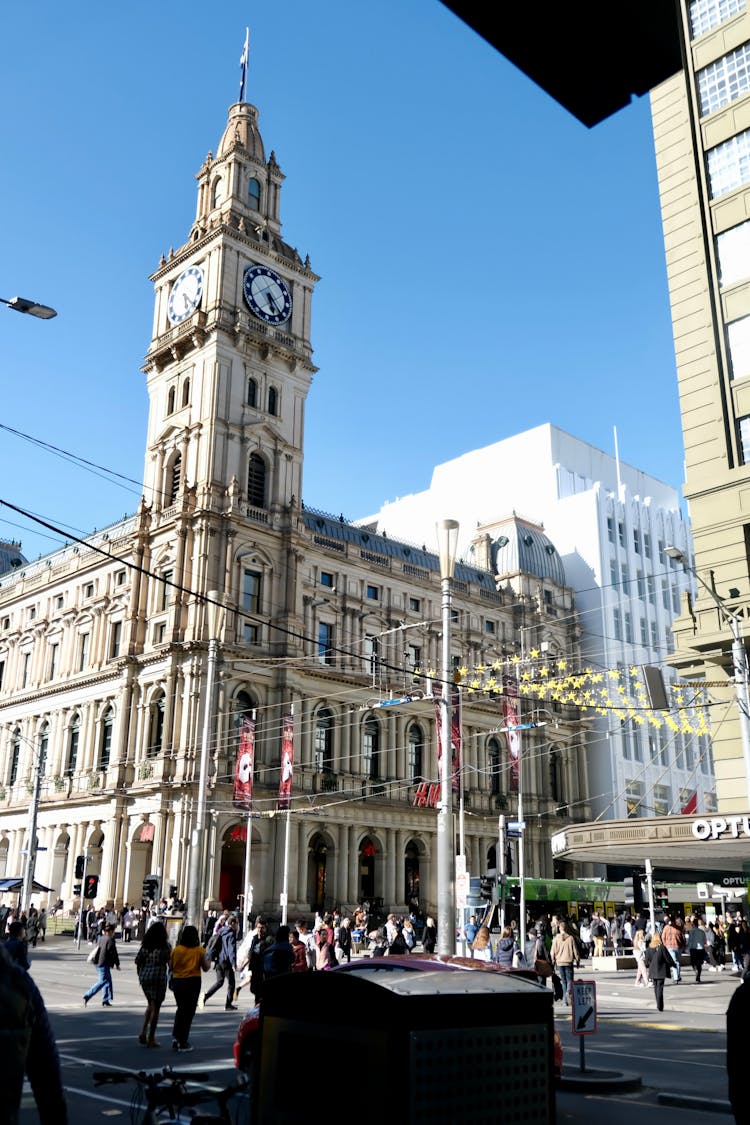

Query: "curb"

xmin=558 ymin=1067 xmax=642 ymax=1093
xmin=658 ymin=1092 xmax=732 ymax=1115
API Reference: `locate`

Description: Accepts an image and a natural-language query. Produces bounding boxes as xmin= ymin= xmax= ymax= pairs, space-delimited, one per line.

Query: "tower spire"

xmin=238 ymin=27 xmax=250 ymax=103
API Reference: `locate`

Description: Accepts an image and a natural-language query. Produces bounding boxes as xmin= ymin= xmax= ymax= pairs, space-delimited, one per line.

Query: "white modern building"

xmin=359 ymin=423 xmax=715 ymax=822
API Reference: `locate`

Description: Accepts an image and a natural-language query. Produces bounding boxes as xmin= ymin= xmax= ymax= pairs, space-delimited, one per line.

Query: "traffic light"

xmin=509 ymin=885 xmax=521 ymax=905
xmin=74 ymin=855 xmax=85 ymax=879
xmin=142 ymin=877 xmax=158 ymax=901
xmin=83 ymin=874 xmax=99 ymax=900
xmin=624 ymin=875 xmax=635 ymax=904
xmin=73 ymin=883 xmax=82 ymax=896
xmin=479 ymin=876 xmax=494 ymax=900
xmin=656 ymin=887 xmax=669 ymax=908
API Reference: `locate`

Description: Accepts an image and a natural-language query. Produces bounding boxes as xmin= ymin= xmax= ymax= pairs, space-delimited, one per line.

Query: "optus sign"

xmin=692 ymin=816 xmax=750 ymax=841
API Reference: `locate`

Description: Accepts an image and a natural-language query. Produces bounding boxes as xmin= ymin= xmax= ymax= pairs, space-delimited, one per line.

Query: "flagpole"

xmin=281 ymin=808 xmax=291 ymax=926
xmin=278 ymin=703 xmax=294 ymax=925
xmin=238 ymin=27 xmax=249 ymax=103
xmin=241 ymin=710 xmax=256 ymax=933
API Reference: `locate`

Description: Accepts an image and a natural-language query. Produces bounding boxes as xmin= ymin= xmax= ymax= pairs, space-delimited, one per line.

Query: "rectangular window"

xmin=637 ymin=570 xmax=645 ymax=599
xmin=675 ymin=734 xmax=686 ymax=770
xmin=686 ymin=740 xmax=696 ymax=770
xmin=610 ymin=561 xmax=619 ymax=589
xmin=653 ymin=784 xmax=671 ymax=817
xmin=320 ymin=571 xmax=334 ymax=588
xmin=450 ymin=608 xmax=459 ymax=624
xmin=613 ymin=608 xmax=622 ymax=641
xmin=705 ymin=791 xmax=718 ymax=812
xmin=728 ymin=315 xmax=750 ymax=380
xmin=28 ymin=606 xmax=36 ymax=622
xmin=154 ymin=623 xmax=166 ymax=645
xmin=1 ymin=617 xmax=9 ymax=631
xmin=48 ymin=643 xmax=59 ymax=680
xmin=640 ymin=618 xmax=648 ymax=646
xmin=621 ymin=563 xmax=629 ymax=591
xmin=78 ymin=633 xmax=90 ymax=671
xmin=21 ymin=651 xmax=31 ymax=688
xmin=485 ymin=620 xmax=495 ymax=634
xmin=633 ymin=731 xmax=643 ymax=762
xmin=243 ymin=622 xmax=258 ymax=644
xmin=739 ymin=415 xmax=750 ymax=463
xmin=0 ymin=660 xmax=4 ymax=692
xmin=607 ymin=516 xmax=615 ymax=543
xmin=707 ymin=128 xmax=750 ymax=198
xmin=618 ymin=521 xmax=625 ymax=548
xmin=116 ymin=570 xmax=127 ymax=586
xmin=625 ymin=779 xmax=644 ymax=818
xmin=644 ymin=532 xmax=651 ymax=559
xmin=660 ymin=730 xmax=670 ymax=767
xmin=662 ymin=579 xmax=671 ymax=611
xmin=364 ymin=634 xmax=380 ymax=676
xmin=717 ymin=220 xmax=750 ymax=287
xmin=84 ymin=583 xmax=94 ymax=600
xmin=690 ymin=0 xmax=746 ymax=39
xmin=409 ymin=596 xmax=421 ymax=612
xmin=55 ymin=595 xmax=65 ymax=611
xmin=366 ymin=585 xmax=379 ymax=601
xmin=242 ymin=570 xmax=261 ymax=614
xmin=672 ymin=587 xmax=681 ymax=614
xmin=622 ymin=728 xmax=631 ymax=759
xmin=698 ymin=41 xmax=750 ymax=116
xmin=318 ymin=622 xmax=334 ymax=665
xmin=625 ymin=611 xmax=633 ymax=643
xmin=650 ymin=621 xmax=659 ymax=649
xmin=633 ymin=529 xmax=641 ymax=554
xmin=159 ymin=571 xmax=173 ymax=612
xmin=109 ymin=621 xmax=122 ymax=660
xmin=407 ymin=644 xmax=421 ymax=673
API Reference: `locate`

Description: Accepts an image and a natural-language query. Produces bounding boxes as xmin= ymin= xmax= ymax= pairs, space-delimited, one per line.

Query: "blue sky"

xmin=0 ymin=1 xmax=682 ymax=563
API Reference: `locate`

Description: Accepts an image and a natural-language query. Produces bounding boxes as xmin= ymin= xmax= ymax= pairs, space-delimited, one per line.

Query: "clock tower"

xmin=141 ymin=97 xmax=318 ymax=532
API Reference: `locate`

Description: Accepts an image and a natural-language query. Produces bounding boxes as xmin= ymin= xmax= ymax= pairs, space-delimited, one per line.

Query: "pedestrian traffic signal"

xmin=624 ymin=876 xmax=635 ymax=904
xmin=74 ymin=855 xmax=85 ymax=879
xmin=479 ymin=876 xmax=494 ymax=900
xmin=73 ymin=883 xmax=82 ymax=896
xmin=83 ymin=874 xmax=99 ymax=900
xmin=142 ymin=877 xmax=158 ymax=901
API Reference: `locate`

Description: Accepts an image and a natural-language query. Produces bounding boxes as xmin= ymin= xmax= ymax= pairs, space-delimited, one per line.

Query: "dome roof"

xmin=0 ymin=541 xmax=26 ymax=576
xmin=490 ymin=517 xmax=566 ymax=586
xmin=216 ymin=102 xmax=266 ymax=163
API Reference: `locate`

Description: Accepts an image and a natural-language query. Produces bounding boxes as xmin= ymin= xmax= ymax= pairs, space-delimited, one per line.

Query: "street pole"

xmin=498 ymin=814 xmax=507 ymax=931
xmin=186 ymin=592 xmax=223 ymax=929
xmin=436 ymin=519 xmax=459 ymax=957
xmin=645 ymin=857 xmax=656 ymax=932
xmin=20 ymin=739 xmax=44 ymax=913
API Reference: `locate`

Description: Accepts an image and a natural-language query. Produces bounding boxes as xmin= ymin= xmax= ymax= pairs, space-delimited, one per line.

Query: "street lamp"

xmin=186 ymin=591 xmax=224 ymax=927
xmin=436 ymin=518 xmax=459 ymax=956
xmin=665 ymin=546 xmax=750 ymax=807
xmin=1 ymin=296 xmax=57 ymax=319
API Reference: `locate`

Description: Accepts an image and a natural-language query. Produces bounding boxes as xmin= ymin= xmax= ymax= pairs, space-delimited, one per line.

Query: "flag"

xmin=434 ymin=682 xmax=462 ymax=793
xmin=233 ymin=714 xmax=255 ymax=810
xmin=239 ymin=27 xmax=250 ymax=103
xmin=502 ymin=675 xmax=521 ymax=793
xmin=681 ymin=789 xmax=698 ymax=815
xmin=277 ymin=714 xmax=294 ymax=810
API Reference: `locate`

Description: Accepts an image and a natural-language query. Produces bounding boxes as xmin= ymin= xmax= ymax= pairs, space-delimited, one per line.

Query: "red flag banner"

xmin=434 ymin=682 xmax=462 ymax=793
xmin=503 ymin=675 xmax=521 ymax=794
xmin=277 ymin=714 xmax=294 ymax=810
xmin=233 ymin=715 xmax=256 ymax=810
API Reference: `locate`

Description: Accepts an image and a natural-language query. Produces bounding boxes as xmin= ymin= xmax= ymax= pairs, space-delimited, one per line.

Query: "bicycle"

xmin=92 ymin=1066 xmax=250 ymax=1124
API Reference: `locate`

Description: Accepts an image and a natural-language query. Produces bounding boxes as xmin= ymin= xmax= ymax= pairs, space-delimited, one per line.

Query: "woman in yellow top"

xmin=169 ymin=924 xmax=211 ymax=1052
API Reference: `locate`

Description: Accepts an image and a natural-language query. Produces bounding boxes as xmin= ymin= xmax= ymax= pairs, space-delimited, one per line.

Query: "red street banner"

xmin=503 ymin=675 xmax=520 ymax=793
xmin=434 ymin=683 xmax=462 ymax=793
xmin=277 ymin=714 xmax=294 ymax=810
xmin=233 ymin=714 xmax=256 ymax=810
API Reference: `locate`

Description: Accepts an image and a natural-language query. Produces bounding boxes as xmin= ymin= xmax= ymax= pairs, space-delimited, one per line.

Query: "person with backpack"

xmin=201 ymin=914 xmax=239 ymax=1011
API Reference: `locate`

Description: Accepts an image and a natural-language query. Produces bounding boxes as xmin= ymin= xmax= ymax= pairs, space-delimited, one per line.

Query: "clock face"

xmin=167 ymin=266 xmax=204 ymax=325
xmin=243 ymin=264 xmax=292 ymax=325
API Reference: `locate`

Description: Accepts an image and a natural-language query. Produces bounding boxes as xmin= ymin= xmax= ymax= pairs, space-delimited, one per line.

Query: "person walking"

xmin=202 ymin=914 xmax=239 ymax=1011
xmin=644 ymin=932 xmax=671 ymax=1012
xmin=633 ymin=928 xmax=650 ymax=987
xmin=422 ymin=916 xmax=437 ymax=953
xmin=337 ymin=917 xmax=353 ymax=963
xmin=550 ymin=920 xmax=577 ymax=1003
xmin=661 ymin=916 xmax=685 ymax=981
xmin=472 ymin=925 xmax=494 ymax=962
xmin=464 ymin=914 xmax=479 ymax=956
xmin=170 ymin=924 xmax=211 ymax=1053
xmin=37 ymin=907 xmax=47 ymax=943
xmin=135 ymin=920 xmax=171 ymax=1048
xmin=83 ymin=922 xmax=120 ymax=1008
xmin=687 ymin=916 xmax=707 ymax=983
xmin=494 ymin=925 xmax=518 ymax=968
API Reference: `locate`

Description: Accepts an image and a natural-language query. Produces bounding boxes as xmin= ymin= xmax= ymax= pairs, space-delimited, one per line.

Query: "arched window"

xmin=181 ymin=379 xmax=190 ymax=407
xmin=407 ymin=725 xmax=423 ymax=781
xmin=363 ymin=717 xmax=379 ymax=780
xmin=65 ymin=714 xmax=80 ymax=776
xmin=235 ymin=690 xmax=257 ymax=773
xmin=247 ymin=378 xmax=257 ymax=407
xmin=550 ymin=748 xmax=561 ymax=804
xmin=99 ymin=707 xmax=114 ymax=770
xmin=315 ymin=709 xmax=334 ymax=773
xmin=169 ymin=453 xmax=182 ymax=505
xmin=487 ymin=737 xmax=502 ymax=797
xmin=268 ymin=387 xmax=278 ymax=416
xmin=167 ymin=386 xmax=176 ymax=415
xmin=147 ymin=692 xmax=165 ymax=758
xmin=247 ymin=453 xmax=266 ymax=508
xmin=213 ymin=178 xmax=223 ymax=208
xmin=248 ymin=177 xmax=261 ymax=209
xmin=10 ymin=729 xmax=21 ymax=785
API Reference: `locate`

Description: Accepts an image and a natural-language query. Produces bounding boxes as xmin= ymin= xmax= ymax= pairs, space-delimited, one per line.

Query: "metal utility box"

xmin=255 ymin=968 xmax=555 ymax=1125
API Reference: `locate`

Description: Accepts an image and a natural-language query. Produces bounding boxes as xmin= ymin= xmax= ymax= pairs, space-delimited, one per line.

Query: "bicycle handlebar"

xmin=93 ymin=1068 xmax=212 ymax=1086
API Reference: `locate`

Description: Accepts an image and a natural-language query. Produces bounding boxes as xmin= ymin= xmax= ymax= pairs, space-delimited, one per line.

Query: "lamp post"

xmin=436 ymin=518 xmax=459 ymax=956
xmin=665 ymin=546 xmax=750 ymax=807
xmin=1 ymin=295 xmax=57 ymax=319
xmin=186 ymin=591 xmax=224 ymax=927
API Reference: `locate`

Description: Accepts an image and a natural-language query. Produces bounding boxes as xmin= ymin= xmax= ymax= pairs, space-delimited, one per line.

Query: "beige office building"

xmin=651 ymin=0 xmax=750 ymax=811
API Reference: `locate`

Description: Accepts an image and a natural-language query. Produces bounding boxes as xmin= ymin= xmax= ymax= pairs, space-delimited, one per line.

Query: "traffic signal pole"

xmin=75 ymin=853 xmax=89 ymax=950
xmin=645 ymin=858 xmax=656 ymax=930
